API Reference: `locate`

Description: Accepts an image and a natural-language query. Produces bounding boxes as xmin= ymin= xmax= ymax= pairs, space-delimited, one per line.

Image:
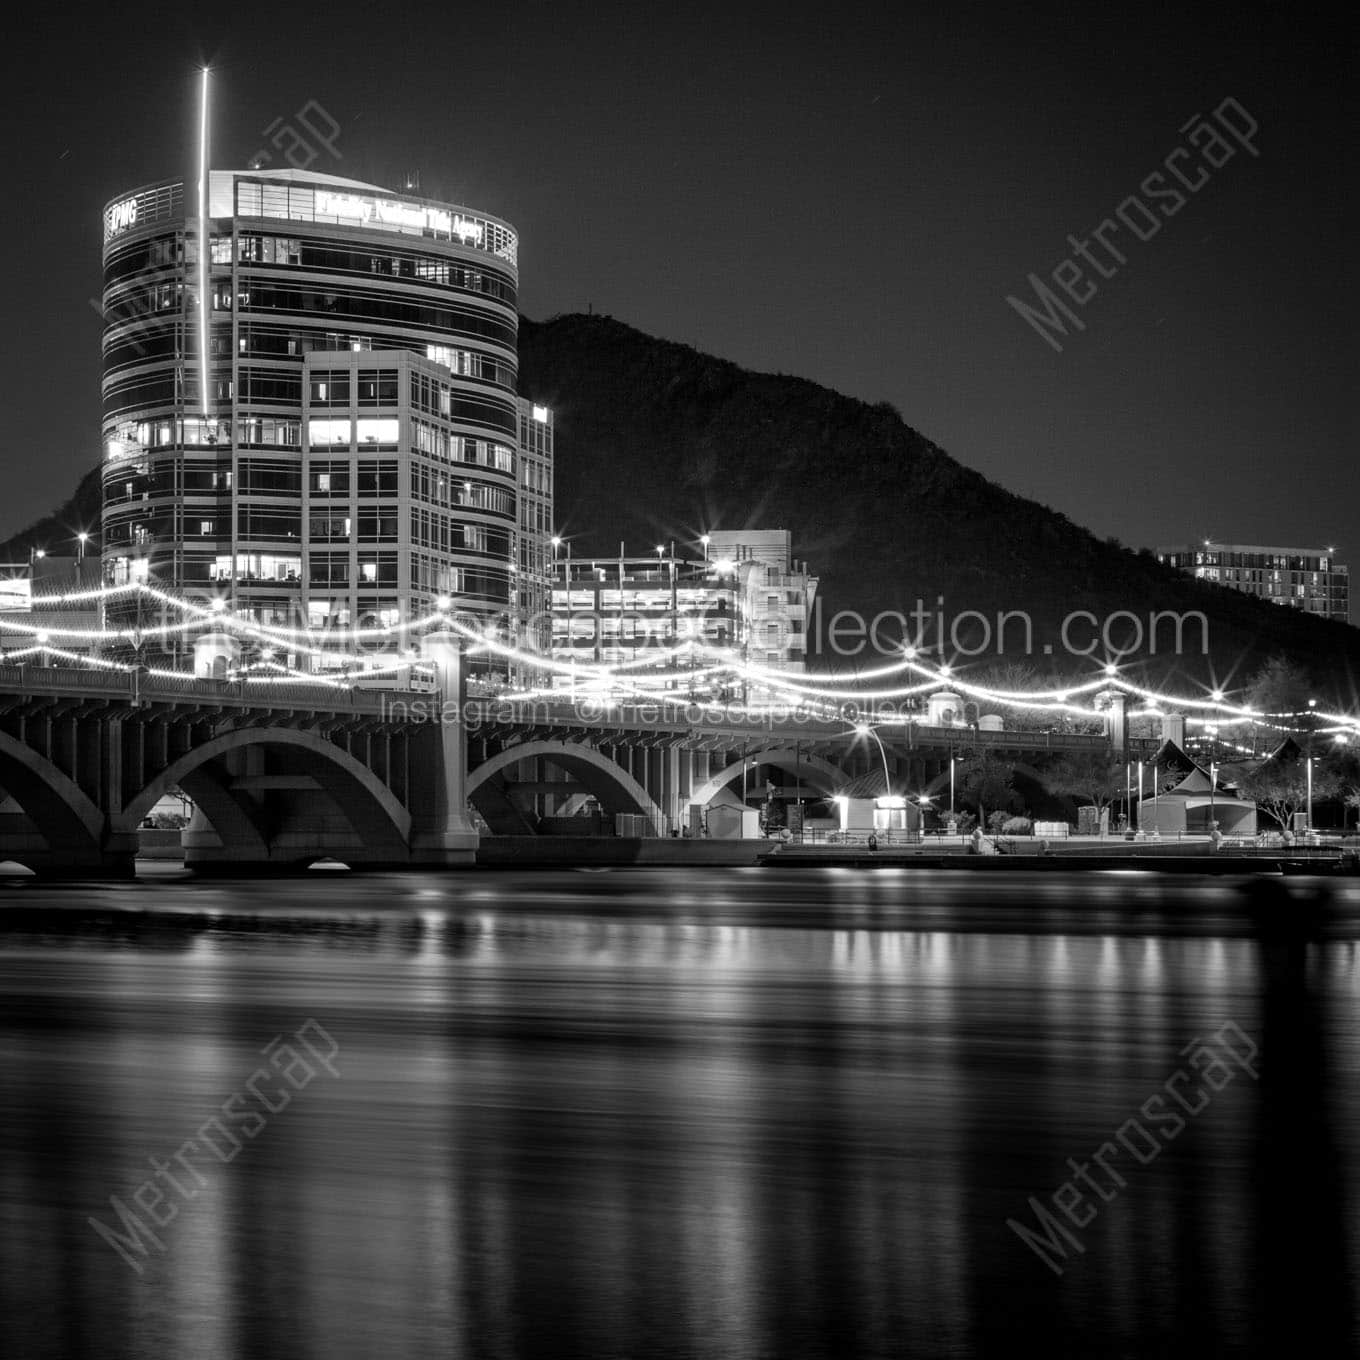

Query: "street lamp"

xmin=699 ymin=533 xmax=710 ymax=562
xmin=1307 ymin=698 xmax=1318 ymax=832
xmin=854 ymin=722 xmax=892 ymax=795
xmin=76 ymin=531 xmax=89 ymax=563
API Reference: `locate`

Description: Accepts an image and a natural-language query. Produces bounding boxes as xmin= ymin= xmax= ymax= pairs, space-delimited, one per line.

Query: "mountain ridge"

xmin=518 ymin=311 xmax=1358 ymax=701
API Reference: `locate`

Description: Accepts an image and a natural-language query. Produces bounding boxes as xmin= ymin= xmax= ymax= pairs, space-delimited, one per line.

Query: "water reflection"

xmin=0 ymin=868 xmax=1355 ymax=1358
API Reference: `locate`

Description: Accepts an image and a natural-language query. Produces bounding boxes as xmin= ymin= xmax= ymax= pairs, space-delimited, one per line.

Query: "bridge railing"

xmin=0 ymin=664 xmax=402 ymax=714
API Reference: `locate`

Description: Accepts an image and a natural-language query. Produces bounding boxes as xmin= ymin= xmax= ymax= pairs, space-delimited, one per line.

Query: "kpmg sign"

xmin=105 ymin=196 xmax=139 ymax=237
xmin=314 ymin=190 xmax=485 ymax=244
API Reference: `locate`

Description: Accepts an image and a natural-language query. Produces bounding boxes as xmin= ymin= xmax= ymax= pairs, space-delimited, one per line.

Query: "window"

xmin=357 ymin=554 xmax=398 ymax=585
xmin=239 ymin=460 xmax=302 ymax=495
xmin=357 ymin=510 xmax=399 ymax=541
xmin=356 ymin=418 xmax=399 ymax=446
xmin=357 ymin=371 xmax=399 ymax=405
xmin=237 ymin=417 xmax=301 ymax=448
xmin=309 ymin=372 xmax=351 ymax=406
xmin=238 ymin=508 xmax=301 ymax=539
xmin=309 ymin=418 xmax=352 ymax=448
xmin=308 ymin=554 xmax=349 ymax=586
xmin=308 ymin=514 xmax=352 ymax=540
xmin=309 ymin=463 xmax=350 ymax=496
xmin=356 ymin=461 xmax=398 ymax=495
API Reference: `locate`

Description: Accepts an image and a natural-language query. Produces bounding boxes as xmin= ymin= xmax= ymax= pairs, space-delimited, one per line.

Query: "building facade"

xmin=100 ymin=168 xmax=528 ymax=668
xmin=550 ymin=530 xmax=817 ymax=698
xmin=1157 ymin=541 xmax=1349 ymax=623
xmin=705 ymin=530 xmax=817 ymax=685
xmin=516 ymin=400 xmax=554 ymax=662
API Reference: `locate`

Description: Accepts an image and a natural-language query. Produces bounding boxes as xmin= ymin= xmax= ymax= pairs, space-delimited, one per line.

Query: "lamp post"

xmin=855 ymin=722 xmax=892 ymax=795
xmin=1209 ymin=760 xmax=1218 ymax=834
xmin=1306 ymin=698 xmax=1317 ymax=832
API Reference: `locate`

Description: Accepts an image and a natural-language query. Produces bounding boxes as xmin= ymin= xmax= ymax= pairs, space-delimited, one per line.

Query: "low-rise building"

xmin=549 ymin=529 xmax=817 ymax=698
xmin=0 ymin=556 xmax=103 ymax=659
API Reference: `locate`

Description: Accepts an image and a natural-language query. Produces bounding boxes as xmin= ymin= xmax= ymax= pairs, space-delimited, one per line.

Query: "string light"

xmin=1 ymin=581 xmax=1357 ymax=732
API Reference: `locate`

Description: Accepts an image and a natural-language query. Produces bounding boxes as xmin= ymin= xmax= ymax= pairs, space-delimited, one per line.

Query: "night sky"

xmin=3 ymin=1 xmax=1353 ymax=558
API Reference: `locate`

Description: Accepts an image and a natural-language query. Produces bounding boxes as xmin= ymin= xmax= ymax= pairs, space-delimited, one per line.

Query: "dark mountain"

xmin=0 ymin=464 xmax=101 ymax=564
xmin=519 ymin=312 xmax=1359 ymax=704
xmin=7 ymin=316 xmax=1354 ymax=707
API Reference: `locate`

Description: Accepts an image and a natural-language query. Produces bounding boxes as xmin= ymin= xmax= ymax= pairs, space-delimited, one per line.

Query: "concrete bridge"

xmin=460 ymin=697 xmax=1153 ymax=837
xmin=0 ymin=636 xmax=473 ymax=876
xmin=0 ymin=655 xmax=1147 ymax=875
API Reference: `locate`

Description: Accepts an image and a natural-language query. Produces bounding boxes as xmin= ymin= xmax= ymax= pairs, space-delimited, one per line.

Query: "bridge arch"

xmin=120 ymin=727 xmax=412 ymax=862
xmin=688 ymin=747 xmax=849 ymax=808
xmin=467 ymin=740 xmax=665 ymax=830
xmin=0 ymin=730 xmax=106 ymax=862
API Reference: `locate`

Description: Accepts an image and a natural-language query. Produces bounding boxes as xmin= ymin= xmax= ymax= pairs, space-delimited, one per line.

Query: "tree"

xmin=955 ymin=754 xmax=1019 ymax=829
xmin=1236 ymin=753 xmax=1340 ymax=830
xmin=1245 ymin=656 xmax=1315 ymax=719
xmin=1325 ymin=744 xmax=1360 ymax=831
xmin=1040 ymin=751 xmax=1126 ymax=821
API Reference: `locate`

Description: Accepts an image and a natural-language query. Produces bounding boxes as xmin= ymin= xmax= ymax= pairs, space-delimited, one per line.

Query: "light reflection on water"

xmin=0 ymin=868 xmax=1356 ymax=1359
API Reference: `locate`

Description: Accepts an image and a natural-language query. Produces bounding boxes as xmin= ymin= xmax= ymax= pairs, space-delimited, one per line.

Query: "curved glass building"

xmin=100 ymin=169 xmax=526 ymax=667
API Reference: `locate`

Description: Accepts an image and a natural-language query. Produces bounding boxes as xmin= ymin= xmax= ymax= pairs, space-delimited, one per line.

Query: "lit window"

xmin=308 ymin=418 xmax=352 ymax=447
xmin=356 ymin=418 xmax=399 ymax=445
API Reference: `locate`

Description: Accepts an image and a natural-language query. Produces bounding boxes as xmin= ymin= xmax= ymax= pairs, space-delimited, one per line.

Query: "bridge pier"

xmin=406 ymin=631 xmax=479 ymax=865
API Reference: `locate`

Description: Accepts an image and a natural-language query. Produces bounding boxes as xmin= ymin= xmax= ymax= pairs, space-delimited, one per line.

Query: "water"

xmin=1 ymin=867 xmax=1356 ymax=1358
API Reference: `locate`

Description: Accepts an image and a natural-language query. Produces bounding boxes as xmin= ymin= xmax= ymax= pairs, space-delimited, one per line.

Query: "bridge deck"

xmin=467 ymin=699 xmax=1151 ymax=755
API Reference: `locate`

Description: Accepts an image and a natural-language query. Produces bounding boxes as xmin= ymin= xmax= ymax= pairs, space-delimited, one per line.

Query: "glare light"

xmin=1210 ymin=689 xmax=1224 ymax=702
xmin=435 ymin=595 xmax=451 ymax=610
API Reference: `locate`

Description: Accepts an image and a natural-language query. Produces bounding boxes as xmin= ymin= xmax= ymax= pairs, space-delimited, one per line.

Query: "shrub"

xmin=987 ymin=810 xmax=1010 ymax=833
xmin=1002 ymin=816 xmax=1033 ymax=835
